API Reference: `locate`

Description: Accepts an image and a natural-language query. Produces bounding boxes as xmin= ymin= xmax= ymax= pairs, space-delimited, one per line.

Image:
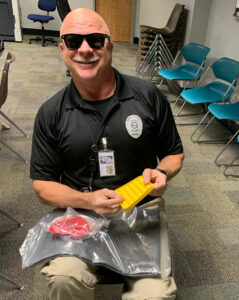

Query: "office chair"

xmin=0 ymin=52 xmax=28 ymax=163
xmin=158 ymin=43 xmax=210 ymax=110
xmin=27 ymin=0 xmax=57 ymax=47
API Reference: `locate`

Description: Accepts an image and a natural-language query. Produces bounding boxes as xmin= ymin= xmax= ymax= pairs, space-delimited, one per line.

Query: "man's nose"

xmin=78 ymin=39 xmax=93 ymax=52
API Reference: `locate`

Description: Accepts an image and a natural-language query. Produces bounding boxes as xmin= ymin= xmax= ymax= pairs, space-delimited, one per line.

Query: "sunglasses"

xmin=61 ymin=33 xmax=110 ymax=50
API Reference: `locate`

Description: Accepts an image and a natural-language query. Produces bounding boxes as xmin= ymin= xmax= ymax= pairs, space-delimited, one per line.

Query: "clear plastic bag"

xmin=20 ymin=204 xmax=171 ymax=277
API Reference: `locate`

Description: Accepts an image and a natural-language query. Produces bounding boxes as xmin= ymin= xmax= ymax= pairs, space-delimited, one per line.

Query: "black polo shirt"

xmin=30 ymin=69 xmax=183 ymax=192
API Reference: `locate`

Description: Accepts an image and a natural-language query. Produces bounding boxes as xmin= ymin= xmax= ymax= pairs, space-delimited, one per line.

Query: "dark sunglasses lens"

xmin=64 ymin=35 xmax=83 ymax=49
xmin=87 ymin=35 xmax=106 ymax=49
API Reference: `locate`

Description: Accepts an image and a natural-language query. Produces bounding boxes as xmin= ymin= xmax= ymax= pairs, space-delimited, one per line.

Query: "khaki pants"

xmin=41 ymin=199 xmax=177 ymax=300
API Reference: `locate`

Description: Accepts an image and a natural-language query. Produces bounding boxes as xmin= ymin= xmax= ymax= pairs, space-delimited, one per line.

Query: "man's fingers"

xmin=142 ymin=168 xmax=152 ymax=184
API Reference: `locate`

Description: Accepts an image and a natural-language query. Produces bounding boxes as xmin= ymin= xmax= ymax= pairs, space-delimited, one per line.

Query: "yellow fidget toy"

xmin=115 ymin=176 xmax=154 ymax=210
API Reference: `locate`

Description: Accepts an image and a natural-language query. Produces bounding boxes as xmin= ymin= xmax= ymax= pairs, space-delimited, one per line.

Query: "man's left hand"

xmin=142 ymin=168 xmax=167 ymax=197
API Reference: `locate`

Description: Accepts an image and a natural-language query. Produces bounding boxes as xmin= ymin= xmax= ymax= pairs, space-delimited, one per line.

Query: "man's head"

xmin=59 ymin=8 xmax=113 ymax=84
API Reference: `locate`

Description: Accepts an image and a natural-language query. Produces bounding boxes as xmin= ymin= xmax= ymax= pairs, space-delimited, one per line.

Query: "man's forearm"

xmin=33 ymin=180 xmax=91 ymax=209
xmin=157 ymin=153 xmax=184 ymax=180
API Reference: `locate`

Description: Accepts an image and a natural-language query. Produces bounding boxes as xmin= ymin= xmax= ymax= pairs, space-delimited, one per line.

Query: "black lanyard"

xmin=82 ymin=103 xmax=119 ymax=191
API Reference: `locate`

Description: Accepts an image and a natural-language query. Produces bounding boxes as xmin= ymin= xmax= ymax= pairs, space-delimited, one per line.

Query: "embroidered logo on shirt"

xmin=125 ymin=115 xmax=143 ymax=139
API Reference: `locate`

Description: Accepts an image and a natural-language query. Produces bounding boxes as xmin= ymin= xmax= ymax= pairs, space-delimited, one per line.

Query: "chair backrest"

xmin=0 ymin=52 xmax=15 ymax=109
xmin=38 ymin=0 xmax=56 ymax=12
xmin=181 ymin=42 xmax=210 ymax=66
xmin=211 ymin=57 xmax=239 ymax=84
xmin=164 ymin=3 xmax=185 ymax=33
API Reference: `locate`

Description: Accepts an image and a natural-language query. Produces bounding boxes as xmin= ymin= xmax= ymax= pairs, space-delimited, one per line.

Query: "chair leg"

xmin=0 ymin=208 xmax=24 ymax=227
xmin=191 ymin=111 xmax=212 ymax=142
xmin=174 ymin=102 xmax=208 ymax=126
xmin=171 ymin=93 xmax=182 ymax=110
xmin=0 ymin=273 xmax=24 ymax=290
xmin=223 ymin=154 xmax=239 ymax=178
xmin=157 ymin=78 xmax=164 ymax=88
xmin=0 ymin=138 xmax=27 ymax=163
xmin=215 ymin=130 xmax=239 ymax=167
xmin=0 ymin=111 xmax=28 ymax=138
xmin=171 ymin=81 xmax=190 ymax=110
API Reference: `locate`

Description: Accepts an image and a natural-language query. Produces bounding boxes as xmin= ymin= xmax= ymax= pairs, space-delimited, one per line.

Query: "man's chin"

xmin=73 ymin=69 xmax=98 ymax=81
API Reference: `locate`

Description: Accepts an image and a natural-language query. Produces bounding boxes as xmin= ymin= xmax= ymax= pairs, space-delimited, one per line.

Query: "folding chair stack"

xmin=135 ymin=3 xmax=186 ymax=87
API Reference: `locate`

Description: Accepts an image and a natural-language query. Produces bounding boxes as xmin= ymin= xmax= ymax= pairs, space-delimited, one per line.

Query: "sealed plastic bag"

xmin=20 ymin=205 xmax=171 ymax=277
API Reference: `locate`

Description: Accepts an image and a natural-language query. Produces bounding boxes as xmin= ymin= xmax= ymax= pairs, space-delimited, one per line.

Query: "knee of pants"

xmin=49 ymin=275 xmax=94 ymax=293
xmin=49 ymin=275 xmax=75 ymax=291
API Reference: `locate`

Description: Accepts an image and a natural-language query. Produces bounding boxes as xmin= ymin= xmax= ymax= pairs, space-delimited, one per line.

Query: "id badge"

xmin=98 ymin=150 xmax=116 ymax=177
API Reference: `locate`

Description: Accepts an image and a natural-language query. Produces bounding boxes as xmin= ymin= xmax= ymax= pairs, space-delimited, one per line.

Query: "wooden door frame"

xmin=94 ymin=0 xmax=136 ymax=43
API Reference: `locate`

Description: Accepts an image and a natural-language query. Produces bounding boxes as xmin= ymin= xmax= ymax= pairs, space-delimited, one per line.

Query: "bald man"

xmin=30 ymin=7 xmax=183 ymax=300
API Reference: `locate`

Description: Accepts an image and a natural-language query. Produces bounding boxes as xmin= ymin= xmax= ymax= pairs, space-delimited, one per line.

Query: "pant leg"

xmin=122 ymin=198 xmax=177 ymax=300
xmin=122 ymin=276 xmax=177 ymax=300
xmin=41 ymin=256 xmax=99 ymax=300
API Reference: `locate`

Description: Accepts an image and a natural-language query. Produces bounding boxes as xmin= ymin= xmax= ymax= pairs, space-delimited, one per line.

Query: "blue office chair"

xmin=158 ymin=42 xmax=210 ymax=109
xmin=224 ymin=134 xmax=239 ymax=178
xmin=176 ymin=57 xmax=239 ymax=124
xmin=187 ymin=58 xmax=239 ymax=141
xmin=27 ymin=0 xmax=57 ymax=47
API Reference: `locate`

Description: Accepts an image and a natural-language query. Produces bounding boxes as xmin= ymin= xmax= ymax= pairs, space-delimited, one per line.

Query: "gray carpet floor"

xmin=0 ymin=36 xmax=239 ymax=300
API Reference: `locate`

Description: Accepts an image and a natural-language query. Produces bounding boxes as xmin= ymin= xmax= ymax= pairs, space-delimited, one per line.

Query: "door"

xmin=0 ymin=0 xmax=15 ymax=41
xmin=95 ymin=0 xmax=133 ymax=43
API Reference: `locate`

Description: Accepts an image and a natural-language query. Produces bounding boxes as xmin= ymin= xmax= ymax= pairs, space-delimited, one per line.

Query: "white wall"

xmin=205 ymin=0 xmax=239 ymax=61
xmin=20 ymin=0 xmax=94 ymax=30
xmin=187 ymin=0 xmax=212 ymax=45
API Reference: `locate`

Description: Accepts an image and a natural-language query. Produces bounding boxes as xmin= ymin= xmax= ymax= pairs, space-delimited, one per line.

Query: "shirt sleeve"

xmin=30 ymin=104 xmax=63 ymax=181
xmin=154 ymin=88 xmax=183 ymax=159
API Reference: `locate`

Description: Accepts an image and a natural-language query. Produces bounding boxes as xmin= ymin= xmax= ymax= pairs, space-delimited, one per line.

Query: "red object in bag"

xmin=49 ymin=216 xmax=90 ymax=237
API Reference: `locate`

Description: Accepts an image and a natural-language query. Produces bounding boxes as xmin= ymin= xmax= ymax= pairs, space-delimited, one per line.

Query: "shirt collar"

xmin=65 ymin=68 xmax=134 ymax=110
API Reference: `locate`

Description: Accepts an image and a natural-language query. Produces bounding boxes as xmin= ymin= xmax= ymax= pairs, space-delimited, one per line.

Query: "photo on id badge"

xmin=98 ymin=150 xmax=116 ymax=177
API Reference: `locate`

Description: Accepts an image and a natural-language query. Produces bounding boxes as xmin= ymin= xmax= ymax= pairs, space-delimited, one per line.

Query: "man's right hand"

xmin=88 ymin=188 xmax=123 ymax=216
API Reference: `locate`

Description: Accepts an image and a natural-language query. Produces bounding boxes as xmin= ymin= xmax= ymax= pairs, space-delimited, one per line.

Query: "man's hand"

xmin=88 ymin=188 xmax=123 ymax=216
xmin=143 ymin=168 xmax=167 ymax=197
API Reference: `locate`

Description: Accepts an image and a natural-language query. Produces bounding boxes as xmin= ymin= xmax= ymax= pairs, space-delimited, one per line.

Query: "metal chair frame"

xmin=0 ymin=208 xmax=24 ymax=290
xmin=0 ymin=52 xmax=28 ymax=163
xmin=223 ymin=135 xmax=239 ymax=177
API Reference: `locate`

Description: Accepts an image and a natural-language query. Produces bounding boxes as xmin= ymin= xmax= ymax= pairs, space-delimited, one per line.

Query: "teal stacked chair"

xmin=158 ymin=42 xmax=210 ymax=110
xmin=198 ymin=102 xmax=239 ymax=167
xmin=177 ymin=57 xmax=239 ymax=122
xmin=188 ymin=58 xmax=239 ymax=144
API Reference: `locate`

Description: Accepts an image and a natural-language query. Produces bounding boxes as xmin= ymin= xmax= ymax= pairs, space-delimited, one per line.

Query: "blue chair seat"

xmin=181 ymin=81 xmax=234 ymax=104
xmin=158 ymin=64 xmax=203 ymax=81
xmin=208 ymin=102 xmax=239 ymax=120
xmin=27 ymin=14 xmax=54 ymax=23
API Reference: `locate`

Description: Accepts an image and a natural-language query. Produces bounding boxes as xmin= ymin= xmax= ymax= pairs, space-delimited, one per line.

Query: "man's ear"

xmin=59 ymin=42 xmax=64 ymax=53
xmin=108 ymin=41 xmax=113 ymax=51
